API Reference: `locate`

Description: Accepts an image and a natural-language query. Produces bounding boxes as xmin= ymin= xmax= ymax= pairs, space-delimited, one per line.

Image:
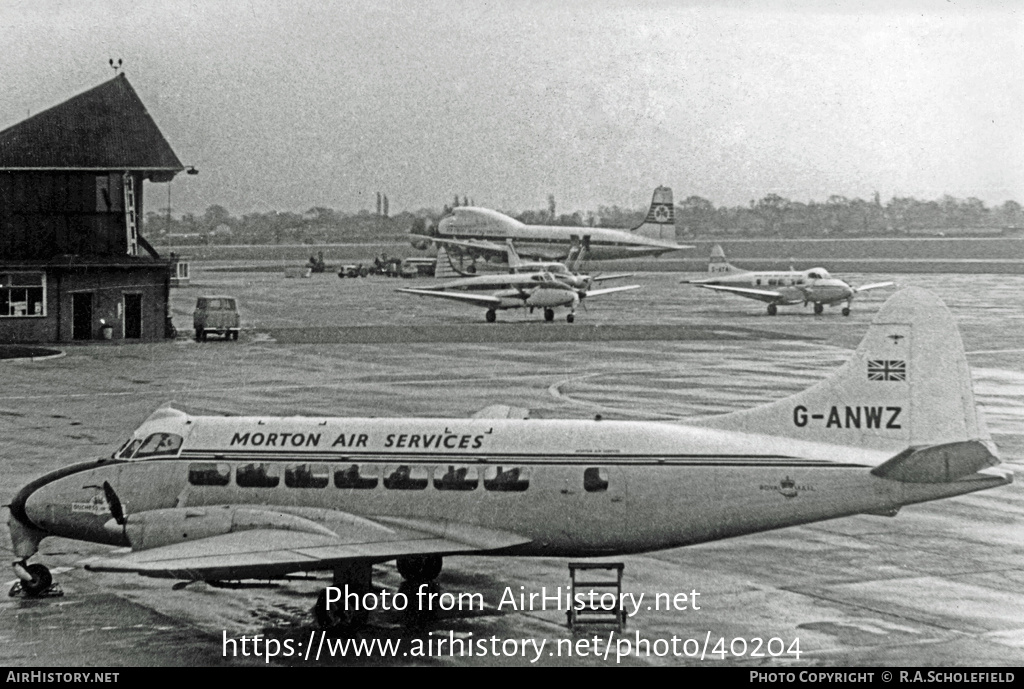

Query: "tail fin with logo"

xmin=701 ymin=288 xmax=996 ymax=475
xmin=630 ymin=186 xmax=676 ymax=242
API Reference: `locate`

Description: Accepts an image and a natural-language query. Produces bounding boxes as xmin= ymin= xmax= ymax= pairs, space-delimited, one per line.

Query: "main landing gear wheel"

xmin=314 ymin=562 xmax=373 ymax=632
xmin=767 ymin=304 xmax=778 ymax=316
xmin=814 ymin=303 xmax=824 ymax=315
xmin=566 ymin=313 xmax=575 ymax=323
xmin=485 ymin=310 xmax=496 ymax=323
xmin=396 ymin=555 xmax=443 ymax=583
xmin=544 ymin=308 xmax=555 ymax=322
xmin=314 ymin=589 xmax=369 ymax=632
xmin=17 ymin=562 xmax=53 ymax=597
xmin=842 ymin=307 xmax=851 ymax=316
xmin=396 ymin=556 xmax=443 ymax=625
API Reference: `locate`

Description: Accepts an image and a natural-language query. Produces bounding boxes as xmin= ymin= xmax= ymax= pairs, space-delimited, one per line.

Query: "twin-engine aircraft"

xmin=682 ymin=244 xmax=894 ymax=315
xmin=8 ymin=289 xmax=1009 ymax=631
xmin=397 ymin=240 xmax=639 ymax=323
xmin=410 ymin=186 xmax=690 ymax=264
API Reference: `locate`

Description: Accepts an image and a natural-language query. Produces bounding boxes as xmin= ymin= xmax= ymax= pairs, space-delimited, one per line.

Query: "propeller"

xmin=103 ymin=481 xmax=126 ymax=526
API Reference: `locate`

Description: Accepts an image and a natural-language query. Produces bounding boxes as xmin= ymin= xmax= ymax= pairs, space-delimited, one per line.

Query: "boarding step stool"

xmin=566 ymin=562 xmax=626 ymax=631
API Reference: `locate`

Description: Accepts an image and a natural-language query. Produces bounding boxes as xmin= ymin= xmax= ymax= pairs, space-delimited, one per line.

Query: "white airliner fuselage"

xmin=8 ymin=289 xmax=1007 ymax=630
xmin=411 ymin=187 xmax=689 ymax=262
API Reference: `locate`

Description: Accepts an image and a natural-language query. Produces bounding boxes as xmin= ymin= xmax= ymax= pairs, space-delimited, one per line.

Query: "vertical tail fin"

xmin=505 ymin=239 xmax=524 ymax=269
xmin=707 ymin=244 xmax=741 ymax=275
xmin=631 ymin=186 xmax=676 ymax=241
xmin=435 ymin=247 xmax=477 ymax=279
xmin=700 ymin=287 xmax=991 ymax=454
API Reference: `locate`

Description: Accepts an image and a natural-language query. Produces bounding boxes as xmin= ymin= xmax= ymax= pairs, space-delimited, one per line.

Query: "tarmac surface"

xmin=1 ymin=267 xmax=1021 ymax=667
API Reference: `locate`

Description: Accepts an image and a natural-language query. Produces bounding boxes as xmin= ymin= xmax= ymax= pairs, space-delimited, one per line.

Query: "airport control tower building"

xmin=0 ymin=73 xmax=187 ymax=343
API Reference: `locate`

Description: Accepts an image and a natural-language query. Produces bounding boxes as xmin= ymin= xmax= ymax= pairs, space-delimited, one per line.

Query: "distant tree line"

xmin=148 ymin=193 xmax=1024 ymax=246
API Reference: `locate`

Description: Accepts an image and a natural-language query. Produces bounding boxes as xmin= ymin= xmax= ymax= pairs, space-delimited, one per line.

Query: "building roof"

xmin=0 ymin=74 xmax=184 ymax=180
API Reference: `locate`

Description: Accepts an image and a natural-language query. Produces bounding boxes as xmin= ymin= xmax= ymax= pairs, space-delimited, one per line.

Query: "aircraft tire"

xmin=314 ymin=588 xmax=369 ymax=632
xmin=544 ymin=308 xmax=555 ymax=322
xmin=814 ymin=303 xmax=824 ymax=315
xmin=485 ymin=310 xmax=496 ymax=323
xmin=842 ymin=307 xmax=851 ymax=316
xmin=20 ymin=563 xmax=53 ymax=597
xmin=566 ymin=313 xmax=575 ymax=323
xmin=767 ymin=304 xmax=777 ymax=316
xmin=396 ymin=555 xmax=443 ymax=583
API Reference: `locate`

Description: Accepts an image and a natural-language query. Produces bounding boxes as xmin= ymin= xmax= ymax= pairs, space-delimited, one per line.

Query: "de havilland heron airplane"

xmin=410 ymin=186 xmax=690 ymax=265
xmin=7 ymin=288 xmax=1010 ymax=631
xmin=397 ymin=241 xmax=640 ymax=323
xmin=682 ymin=244 xmax=895 ymax=316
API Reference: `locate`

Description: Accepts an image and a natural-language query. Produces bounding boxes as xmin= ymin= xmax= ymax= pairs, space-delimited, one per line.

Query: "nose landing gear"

xmin=10 ymin=560 xmax=58 ymax=597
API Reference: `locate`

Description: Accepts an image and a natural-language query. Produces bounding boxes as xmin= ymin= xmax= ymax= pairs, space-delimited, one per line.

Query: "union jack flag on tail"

xmin=868 ymin=360 xmax=906 ymax=382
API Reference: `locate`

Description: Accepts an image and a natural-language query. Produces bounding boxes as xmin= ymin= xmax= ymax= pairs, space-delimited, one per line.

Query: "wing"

xmin=691 ymin=283 xmax=783 ymax=302
xmin=431 ymin=237 xmax=509 ymax=257
xmin=589 ymin=272 xmax=634 ymax=283
xmin=582 ymin=284 xmax=641 ymax=298
xmin=854 ymin=281 xmax=895 ymax=293
xmin=84 ymin=510 xmax=531 ymax=580
xmin=396 ymin=288 xmax=504 ymax=307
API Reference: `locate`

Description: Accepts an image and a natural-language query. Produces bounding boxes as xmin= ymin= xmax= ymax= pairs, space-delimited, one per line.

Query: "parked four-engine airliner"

xmin=410 ymin=186 xmax=690 ymax=263
xmin=8 ymin=289 xmax=1008 ymax=631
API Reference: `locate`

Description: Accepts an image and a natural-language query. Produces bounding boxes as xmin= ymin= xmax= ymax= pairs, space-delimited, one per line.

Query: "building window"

xmin=0 ymin=273 xmax=45 ymax=317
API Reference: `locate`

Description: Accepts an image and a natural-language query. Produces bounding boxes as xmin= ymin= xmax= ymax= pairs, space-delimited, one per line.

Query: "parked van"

xmin=193 ymin=295 xmax=240 ymax=341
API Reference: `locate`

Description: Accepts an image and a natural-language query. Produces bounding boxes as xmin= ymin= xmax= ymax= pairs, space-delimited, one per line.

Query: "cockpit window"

xmin=115 ymin=433 xmax=182 ymax=459
xmin=134 ymin=433 xmax=184 ymax=458
xmin=114 ymin=437 xmax=142 ymax=459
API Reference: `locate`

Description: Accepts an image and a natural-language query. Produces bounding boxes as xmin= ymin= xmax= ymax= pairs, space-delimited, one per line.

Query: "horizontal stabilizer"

xmin=583 ymin=284 xmax=641 ymax=298
xmin=855 ymin=281 xmax=896 ymax=293
xmin=871 ymin=440 xmax=1000 ymax=483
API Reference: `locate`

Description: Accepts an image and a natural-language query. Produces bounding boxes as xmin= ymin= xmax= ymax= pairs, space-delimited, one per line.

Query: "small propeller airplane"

xmin=397 ymin=242 xmax=640 ymax=323
xmin=410 ymin=186 xmax=690 ymax=265
xmin=8 ymin=288 xmax=1009 ymax=632
xmin=681 ymin=245 xmax=894 ymax=316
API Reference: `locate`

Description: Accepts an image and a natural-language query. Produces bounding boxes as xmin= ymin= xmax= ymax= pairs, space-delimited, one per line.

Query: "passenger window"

xmin=334 ymin=463 xmax=378 ymax=489
xmin=383 ymin=465 xmax=429 ymax=490
xmin=188 ymin=462 xmax=230 ymax=486
xmin=584 ymin=467 xmax=609 ymax=492
xmin=483 ymin=466 xmax=530 ymax=492
xmin=236 ymin=462 xmax=280 ymax=488
xmin=434 ymin=465 xmax=479 ymax=491
xmin=134 ymin=433 xmax=183 ymax=458
xmin=285 ymin=463 xmax=329 ymax=488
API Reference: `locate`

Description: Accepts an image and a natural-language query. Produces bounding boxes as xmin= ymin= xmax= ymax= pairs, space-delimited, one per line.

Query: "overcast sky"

xmin=2 ymin=0 xmax=1021 ymax=216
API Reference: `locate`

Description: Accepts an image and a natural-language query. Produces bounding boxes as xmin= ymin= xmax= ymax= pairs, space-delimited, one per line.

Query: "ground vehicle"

xmin=338 ymin=264 xmax=369 ymax=278
xmin=192 ymin=295 xmax=240 ymax=341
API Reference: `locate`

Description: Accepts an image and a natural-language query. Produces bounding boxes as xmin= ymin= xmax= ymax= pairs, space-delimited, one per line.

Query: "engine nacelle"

xmin=104 ymin=506 xmax=337 ymax=551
